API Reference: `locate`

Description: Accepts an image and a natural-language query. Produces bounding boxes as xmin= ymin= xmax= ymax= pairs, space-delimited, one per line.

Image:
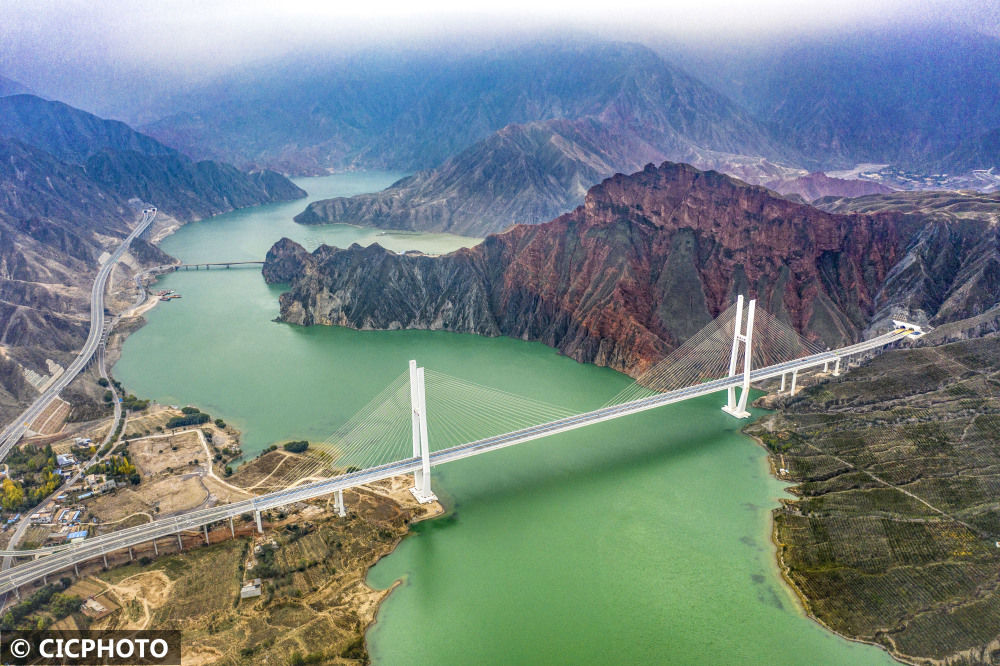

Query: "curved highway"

xmin=0 ymin=209 xmax=157 ymax=458
xmin=0 ymin=326 xmax=917 ymax=594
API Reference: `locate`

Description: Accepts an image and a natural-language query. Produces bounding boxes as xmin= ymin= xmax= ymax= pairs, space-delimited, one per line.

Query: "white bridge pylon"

xmin=409 ymin=360 xmax=438 ymax=503
xmin=722 ymin=295 xmax=756 ymax=419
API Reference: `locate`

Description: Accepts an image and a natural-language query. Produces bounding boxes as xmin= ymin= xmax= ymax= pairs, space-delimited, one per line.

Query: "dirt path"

xmin=90 ymin=570 xmax=173 ymax=631
xmin=97 ymin=511 xmax=154 ymax=527
xmin=193 ymin=429 xmax=253 ymax=495
xmin=245 ymin=452 xmax=296 ymax=490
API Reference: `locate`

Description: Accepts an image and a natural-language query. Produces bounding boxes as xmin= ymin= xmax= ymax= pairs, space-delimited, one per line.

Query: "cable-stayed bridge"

xmin=0 ymin=297 xmax=923 ymax=595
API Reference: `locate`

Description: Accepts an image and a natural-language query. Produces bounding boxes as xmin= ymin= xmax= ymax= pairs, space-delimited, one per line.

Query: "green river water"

xmin=115 ymin=174 xmax=893 ymax=665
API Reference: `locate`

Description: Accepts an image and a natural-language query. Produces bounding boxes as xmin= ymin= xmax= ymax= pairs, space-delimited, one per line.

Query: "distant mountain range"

xmin=144 ymin=42 xmax=795 ymax=175
xmin=137 ymin=36 xmax=1000 ymax=236
xmin=275 ymin=41 xmax=811 ymax=235
xmin=11 ymin=32 xmax=997 ymax=242
xmin=143 ymin=32 xmax=1000 ymax=179
xmin=671 ymin=28 xmax=1000 ymax=172
xmin=939 ymin=127 xmax=1000 ymax=172
xmin=0 ymin=94 xmax=305 ymax=423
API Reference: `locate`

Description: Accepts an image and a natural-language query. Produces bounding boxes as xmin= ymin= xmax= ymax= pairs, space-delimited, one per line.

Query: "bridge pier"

xmin=722 ymin=295 xmax=756 ymax=419
xmin=833 ymin=357 xmax=841 ymax=376
xmin=255 ymin=510 xmax=263 ymax=533
xmin=790 ymin=369 xmax=799 ymax=396
xmin=229 ymin=517 xmax=235 ymax=538
xmin=177 ymin=533 xmax=183 ymax=550
xmin=780 ymin=373 xmax=786 ymax=392
xmin=335 ymin=489 xmax=346 ymax=517
xmin=74 ymin=563 xmax=79 ymax=577
xmin=823 ymin=360 xmax=829 ymax=373
xmin=128 ymin=547 xmax=134 ymax=561
xmin=203 ymin=524 xmax=210 ymax=545
xmin=152 ymin=540 xmax=158 ymax=556
xmin=409 ymin=361 xmax=438 ymax=503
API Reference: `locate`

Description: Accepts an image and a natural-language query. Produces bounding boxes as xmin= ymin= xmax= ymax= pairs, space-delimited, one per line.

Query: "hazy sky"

xmin=1 ymin=0 xmax=994 ymax=119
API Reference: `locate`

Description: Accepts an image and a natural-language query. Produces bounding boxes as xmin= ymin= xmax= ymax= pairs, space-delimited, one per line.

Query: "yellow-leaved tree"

xmin=1 ymin=478 xmax=24 ymax=510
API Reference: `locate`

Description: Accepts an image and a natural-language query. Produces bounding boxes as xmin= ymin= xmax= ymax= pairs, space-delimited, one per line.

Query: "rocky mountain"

xmin=84 ymin=150 xmax=306 ymax=222
xmin=0 ymin=96 xmax=306 ymax=424
xmin=288 ymin=41 xmax=807 ymax=236
xmin=0 ymin=94 xmax=177 ymax=164
xmin=294 ymin=119 xmax=649 ymax=235
xmin=265 ymin=162 xmax=939 ymax=376
xmin=0 ymin=138 xmax=128 ymax=420
xmin=0 ymin=138 xmax=131 ymax=236
xmin=295 ymin=112 xmax=803 ymax=236
xmin=144 ymin=42 xmax=796 ymax=176
xmin=764 ymin=172 xmax=893 ymax=202
xmin=814 ymin=190 xmax=1000 ymax=333
xmin=0 ymin=95 xmax=306 ymax=222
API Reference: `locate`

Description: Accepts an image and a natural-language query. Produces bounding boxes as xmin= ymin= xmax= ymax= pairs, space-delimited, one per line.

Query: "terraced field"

xmin=89 ymin=482 xmax=424 ymax=664
xmin=748 ymin=334 xmax=1000 ymax=664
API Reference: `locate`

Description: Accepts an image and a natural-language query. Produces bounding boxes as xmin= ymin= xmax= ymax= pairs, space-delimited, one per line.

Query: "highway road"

xmin=0 ymin=209 xmax=157 ymax=459
xmin=0 ymin=326 xmax=129 ymax=570
xmin=0 ymin=326 xmax=917 ymax=594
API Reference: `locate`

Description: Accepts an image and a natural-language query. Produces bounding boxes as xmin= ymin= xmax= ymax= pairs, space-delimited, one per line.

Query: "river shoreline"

xmin=106 ymin=268 xmax=891 ymax=665
xmin=747 ymin=429 xmax=909 ymax=665
xmin=110 ymin=173 xmax=894 ymax=664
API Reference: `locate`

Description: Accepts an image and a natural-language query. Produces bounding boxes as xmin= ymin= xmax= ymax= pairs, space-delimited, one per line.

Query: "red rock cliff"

xmin=266 ymin=162 xmax=917 ymax=376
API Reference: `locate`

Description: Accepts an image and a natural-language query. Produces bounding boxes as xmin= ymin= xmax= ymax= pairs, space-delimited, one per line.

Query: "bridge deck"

xmin=176 ymin=261 xmax=264 ymax=269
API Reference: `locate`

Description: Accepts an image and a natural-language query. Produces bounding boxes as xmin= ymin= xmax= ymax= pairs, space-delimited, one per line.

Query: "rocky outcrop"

xmin=267 ymin=162 xmax=926 ymax=376
xmin=814 ymin=190 xmax=1000 ymax=334
xmin=263 ymin=237 xmax=314 ymax=284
